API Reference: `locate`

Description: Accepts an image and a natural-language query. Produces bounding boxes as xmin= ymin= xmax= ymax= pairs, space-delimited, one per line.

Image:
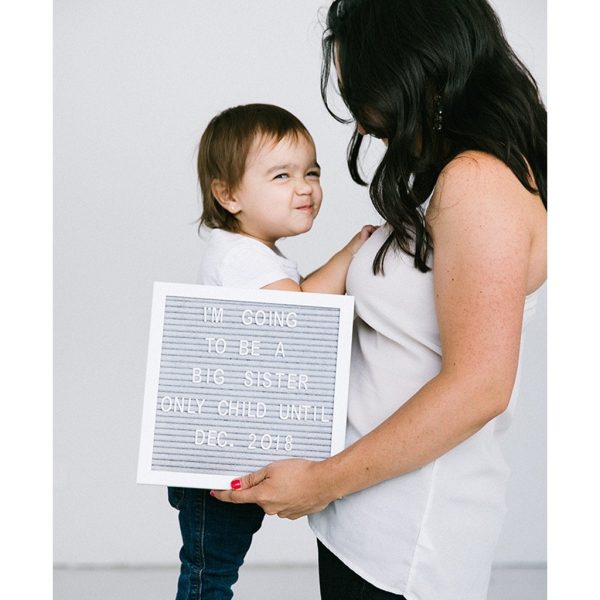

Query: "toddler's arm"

xmin=262 ymin=225 xmax=377 ymax=294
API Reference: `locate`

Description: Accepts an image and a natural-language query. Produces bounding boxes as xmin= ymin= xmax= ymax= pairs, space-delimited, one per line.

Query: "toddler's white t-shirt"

xmin=197 ymin=228 xmax=300 ymax=288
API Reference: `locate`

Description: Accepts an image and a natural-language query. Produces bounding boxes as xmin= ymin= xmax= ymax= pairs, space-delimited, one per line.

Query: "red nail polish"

xmin=231 ymin=479 xmax=241 ymax=490
xmin=209 ymin=490 xmax=215 ymax=497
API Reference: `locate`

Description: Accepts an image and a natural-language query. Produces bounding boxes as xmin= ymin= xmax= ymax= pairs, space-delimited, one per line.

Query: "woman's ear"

xmin=211 ymin=180 xmax=240 ymax=214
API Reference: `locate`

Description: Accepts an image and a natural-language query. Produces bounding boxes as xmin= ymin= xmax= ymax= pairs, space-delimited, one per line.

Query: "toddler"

xmin=168 ymin=103 xmax=374 ymax=600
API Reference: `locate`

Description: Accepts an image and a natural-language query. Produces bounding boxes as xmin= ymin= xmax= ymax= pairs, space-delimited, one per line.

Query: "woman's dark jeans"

xmin=318 ymin=539 xmax=407 ymax=600
xmin=168 ymin=487 xmax=264 ymax=600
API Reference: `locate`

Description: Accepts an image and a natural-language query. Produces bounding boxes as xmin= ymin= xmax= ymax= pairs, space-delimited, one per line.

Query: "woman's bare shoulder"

xmin=428 ymin=150 xmax=543 ymax=223
xmin=432 ymin=151 xmax=524 ymax=205
xmin=427 ymin=150 xmax=546 ymax=292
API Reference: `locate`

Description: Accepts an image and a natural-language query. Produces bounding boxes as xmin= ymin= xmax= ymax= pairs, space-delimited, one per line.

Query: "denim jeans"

xmin=317 ymin=540 xmax=407 ymax=600
xmin=168 ymin=487 xmax=265 ymax=600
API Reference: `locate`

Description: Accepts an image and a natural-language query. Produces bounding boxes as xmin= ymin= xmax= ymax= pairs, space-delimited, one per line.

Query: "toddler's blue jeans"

xmin=168 ymin=487 xmax=265 ymax=600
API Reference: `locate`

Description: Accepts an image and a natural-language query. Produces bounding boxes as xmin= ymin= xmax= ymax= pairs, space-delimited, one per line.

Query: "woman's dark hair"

xmin=322 ymin=0 xmax=547 ymax=273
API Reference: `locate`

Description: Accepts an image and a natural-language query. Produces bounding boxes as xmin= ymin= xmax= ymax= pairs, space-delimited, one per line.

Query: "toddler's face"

xmin=229 ymin=134 xmax=323 ymax=246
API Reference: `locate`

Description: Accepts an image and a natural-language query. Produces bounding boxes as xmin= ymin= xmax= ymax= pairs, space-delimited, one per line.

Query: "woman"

xmin=213 ymin=1 xmax=547 ymax=598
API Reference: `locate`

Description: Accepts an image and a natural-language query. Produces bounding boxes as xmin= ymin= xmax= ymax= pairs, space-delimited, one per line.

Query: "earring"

xmin=433 ymin=94 xmax=443 ymax=132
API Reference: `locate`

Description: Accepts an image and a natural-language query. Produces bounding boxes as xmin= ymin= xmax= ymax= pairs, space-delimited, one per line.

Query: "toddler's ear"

xmin=211 ymin=180 xmax=240 ymax=214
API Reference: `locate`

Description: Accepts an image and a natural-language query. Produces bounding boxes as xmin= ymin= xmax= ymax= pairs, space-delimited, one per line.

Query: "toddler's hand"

xmin=347 ymin=224 xmax=378 ymax=257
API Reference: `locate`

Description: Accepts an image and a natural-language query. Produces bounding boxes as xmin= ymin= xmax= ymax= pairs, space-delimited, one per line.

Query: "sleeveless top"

xmin=309 ymin=217 xmax=540 ymax=600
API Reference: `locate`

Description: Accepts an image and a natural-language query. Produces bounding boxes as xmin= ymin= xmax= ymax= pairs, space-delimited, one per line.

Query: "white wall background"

xmin=54 ymin=0 xmax=547 ymax=567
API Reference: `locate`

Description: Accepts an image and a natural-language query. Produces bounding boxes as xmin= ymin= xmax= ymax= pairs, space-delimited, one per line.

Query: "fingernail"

xmin=231 ymin=479 xmax=241 ymax=490
xmin=209 ymin=490 xmax=215 ymax=497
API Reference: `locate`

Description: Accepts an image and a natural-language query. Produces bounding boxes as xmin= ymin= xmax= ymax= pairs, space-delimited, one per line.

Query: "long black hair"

xmin=322 ymin=0 xmax=547 ymax=273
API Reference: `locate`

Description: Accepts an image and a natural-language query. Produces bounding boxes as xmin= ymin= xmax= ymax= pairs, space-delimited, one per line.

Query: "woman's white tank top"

xmin=309 ymin=220 xmax=540 ymax=600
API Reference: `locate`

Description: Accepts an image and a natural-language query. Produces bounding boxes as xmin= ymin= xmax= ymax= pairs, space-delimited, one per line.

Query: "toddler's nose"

xmin=295 ymin=179 xmax=313 ymax=195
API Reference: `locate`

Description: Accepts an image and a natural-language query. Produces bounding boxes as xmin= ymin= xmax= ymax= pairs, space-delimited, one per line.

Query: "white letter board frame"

xmin=137 ymin=282 xmax=355 ymax=490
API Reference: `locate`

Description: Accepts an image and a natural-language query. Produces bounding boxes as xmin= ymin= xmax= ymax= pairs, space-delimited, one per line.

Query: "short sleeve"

xmin=219 ymin=241 xmax=299 ymax=289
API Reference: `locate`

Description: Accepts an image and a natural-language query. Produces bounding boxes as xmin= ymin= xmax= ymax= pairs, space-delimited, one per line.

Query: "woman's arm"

xmin=261 ymin=225 xmax=376 ymax=294
xmin=212 ymin=153 xmax=542 ymax=518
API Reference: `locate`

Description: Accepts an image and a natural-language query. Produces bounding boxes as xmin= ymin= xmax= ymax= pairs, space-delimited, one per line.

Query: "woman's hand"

xmin=211 ymin=459 xmax=336 ymax=520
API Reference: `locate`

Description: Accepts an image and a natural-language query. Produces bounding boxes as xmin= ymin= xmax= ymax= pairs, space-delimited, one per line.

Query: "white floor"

xmin=54 ymin=564 xmax=546 ymax=599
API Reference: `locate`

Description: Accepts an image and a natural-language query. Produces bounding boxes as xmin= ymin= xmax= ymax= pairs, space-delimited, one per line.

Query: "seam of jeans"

xmin=197 ymin=491 xmax=206 ymax=598
xmin=360 ymin=580 xmax=367 ymax=600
